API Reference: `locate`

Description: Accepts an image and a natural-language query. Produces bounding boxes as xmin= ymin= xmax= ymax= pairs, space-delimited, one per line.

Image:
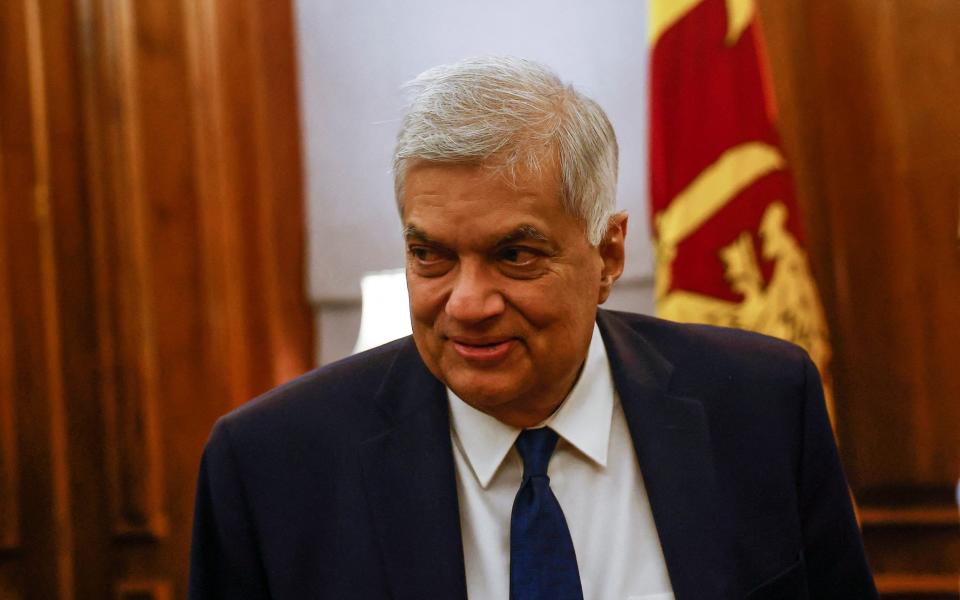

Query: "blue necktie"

xmin=510 ymin=427 xmax=584 ymax=600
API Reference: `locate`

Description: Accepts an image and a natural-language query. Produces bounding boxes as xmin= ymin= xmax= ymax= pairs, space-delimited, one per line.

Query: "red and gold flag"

xmin=648 ymin=0 xmax=834 ymax=415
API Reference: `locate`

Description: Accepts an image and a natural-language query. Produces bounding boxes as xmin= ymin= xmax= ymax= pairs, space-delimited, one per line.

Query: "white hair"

xmin=393 ymin=56 xmax=619 ymax=245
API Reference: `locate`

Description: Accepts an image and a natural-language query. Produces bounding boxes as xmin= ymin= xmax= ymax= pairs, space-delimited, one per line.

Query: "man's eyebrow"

xmin=403 ymin=224 xmax=433 ymax=243
xmin=403 ymin=223 xmax=550 ymax=246
xmin=495 ymin=224 xmax=550 ymax=246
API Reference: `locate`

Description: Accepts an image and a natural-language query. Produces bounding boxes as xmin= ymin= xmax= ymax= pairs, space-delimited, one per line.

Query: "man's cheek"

xmin=408 ymin=296 xmax=437 ymax=324
xmin=409 ymin=282 xmax=448 ymax=317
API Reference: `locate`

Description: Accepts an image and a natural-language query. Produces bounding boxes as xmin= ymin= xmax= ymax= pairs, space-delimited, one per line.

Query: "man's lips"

xmin=448 ymin=337 xmax=517 ymax=362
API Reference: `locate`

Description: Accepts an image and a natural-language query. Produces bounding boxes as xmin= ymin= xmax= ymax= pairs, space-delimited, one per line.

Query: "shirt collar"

xmin=447 ymin=323 xmax=614 ymax=488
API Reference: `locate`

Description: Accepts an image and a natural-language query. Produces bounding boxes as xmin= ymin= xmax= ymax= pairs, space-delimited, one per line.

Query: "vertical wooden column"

xmin=0 ymin=1 xmax=81 ymax=597
xmin=82 ymin=0 xmax=170 ymax=541
xmin=0 ymin=137 xmax=21 ymax=559
xmin=0 ymin=0 xmax=313 ymax=596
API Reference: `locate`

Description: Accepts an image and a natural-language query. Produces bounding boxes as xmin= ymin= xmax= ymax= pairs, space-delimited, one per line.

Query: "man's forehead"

xmin=400 ymin=159 xmax=587 ymax=247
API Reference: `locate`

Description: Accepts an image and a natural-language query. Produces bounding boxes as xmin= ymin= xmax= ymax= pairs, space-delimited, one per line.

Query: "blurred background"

xmin=0 ymin=0 xmax=957 ymax=598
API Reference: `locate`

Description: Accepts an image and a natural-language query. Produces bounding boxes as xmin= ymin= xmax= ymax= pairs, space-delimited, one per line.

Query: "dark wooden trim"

xmin=874 ymin=573 xmax=960 ymax=596
xmin=114 ymin=579 xmax=172 ymax=600
xmin=861 ymin=506 xmax=959 ymax=528
xmin=858 ymin=486 xmax=959 ymax=528
xmin=0 ymin=110 xmax=21 ymax=554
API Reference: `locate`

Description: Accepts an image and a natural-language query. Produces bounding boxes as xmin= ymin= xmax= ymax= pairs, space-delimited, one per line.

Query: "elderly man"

xmin=189 ymin=57 xmax=877 ymax=599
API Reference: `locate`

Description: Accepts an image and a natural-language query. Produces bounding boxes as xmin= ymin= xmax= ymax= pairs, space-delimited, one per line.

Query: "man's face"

xmin=402 ymin=161 xmax=626 ymax=427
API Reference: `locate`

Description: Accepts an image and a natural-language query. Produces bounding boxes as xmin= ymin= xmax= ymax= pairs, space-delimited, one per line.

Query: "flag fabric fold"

xmin=648 ymin=0 xmax=834 ymax=417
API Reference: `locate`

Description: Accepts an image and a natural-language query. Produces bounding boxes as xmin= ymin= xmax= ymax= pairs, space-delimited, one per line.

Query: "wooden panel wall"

xmin=3 ymin=0 xmax=957 ymax=597
xmin=0 ymin=0 xmax=313 ymax=597
xmin=758 ymin=1 xmax=960 ymax=598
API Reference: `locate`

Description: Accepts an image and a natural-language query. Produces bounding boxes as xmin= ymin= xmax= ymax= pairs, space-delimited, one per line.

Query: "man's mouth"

xmin=449 ymin=337 xmax=516 ymax=362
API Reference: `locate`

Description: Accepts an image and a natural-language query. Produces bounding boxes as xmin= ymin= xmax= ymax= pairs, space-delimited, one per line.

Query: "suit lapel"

xmin=597 ymin=311 xmax=735 ymax=600
xmin=358 ymin=340 xmax=468 ymax=600
xmin=355 ymin=314 xmax=736 ymax=600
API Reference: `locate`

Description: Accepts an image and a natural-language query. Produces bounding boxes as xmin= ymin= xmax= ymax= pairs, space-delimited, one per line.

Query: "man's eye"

xmin=410 ymin=246 xmax=441 ymax=262
xmin=499 ymin=247 xmax=538 ymax=266
xmin=408 ymin=246 xmax=453 ymax=276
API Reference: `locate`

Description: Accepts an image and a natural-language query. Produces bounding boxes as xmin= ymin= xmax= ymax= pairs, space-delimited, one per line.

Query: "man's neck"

xmin=484 ymin=360 xmax=588 ymax=428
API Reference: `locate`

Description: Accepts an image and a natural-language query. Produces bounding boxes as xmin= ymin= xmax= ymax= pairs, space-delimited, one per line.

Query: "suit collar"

xmin=358 ymin=339 xmax=468 ymax=600
xmin=597 ymin=310 xmax=736 ymax=600
xmin=359 ymin=313 xmax=735 ymax=600
xmin=446 ymin=322 xmax=614 ymax=489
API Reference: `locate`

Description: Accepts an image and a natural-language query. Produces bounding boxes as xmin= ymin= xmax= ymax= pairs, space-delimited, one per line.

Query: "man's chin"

xmin=445 ymin=378 xmax=522 ymax=414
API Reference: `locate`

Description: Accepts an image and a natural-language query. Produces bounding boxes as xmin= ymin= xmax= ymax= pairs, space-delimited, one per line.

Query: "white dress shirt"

xmin=448 ymin=324 xmax=675 ymax=600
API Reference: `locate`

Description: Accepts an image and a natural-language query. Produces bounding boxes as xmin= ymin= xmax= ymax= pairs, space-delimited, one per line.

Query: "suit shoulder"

xmin=602 ymin=309 xmax=810 ymax=387
xmin=213 ymin=337 xmax=410 ymax=442
xmin=604 ymin=309 xmax=805 ymax=356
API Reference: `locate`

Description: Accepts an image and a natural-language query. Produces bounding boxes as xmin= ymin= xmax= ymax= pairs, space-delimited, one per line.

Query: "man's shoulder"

xmin=212 ymin=336 xmax=414 ymax=446
xmin=599 ymin=309 xmax=811 ymax=391
xmin=602 ymin=308 xmax=806 ymax=356
xmin=599 ymin=311 xmax=817 ymax=476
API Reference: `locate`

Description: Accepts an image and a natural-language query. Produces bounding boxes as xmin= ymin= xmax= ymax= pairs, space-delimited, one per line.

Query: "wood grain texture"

xmin=181 ymin=0 xmax=255 ymax=408
xmin=0 ymin=136 xmax=20 ymax=552
xmin=83 ymin=0 xmax=169 ymax=540
xmin=0 ymin=0 xmax=84 ymax=596
xmin=1 ymin=0 xmax=312 ymax=595
xmin=757 ymin=0 xmax=960 ymax=594
xmin=23 ymin=0 xmax=76 ymax=596
xmin=241 ymin=0 xmax=315 ymax=386
xmin=181 ymin=0 xmax=314 ymax=409
xmin=0 ymin=4 xmax=47 ymax=598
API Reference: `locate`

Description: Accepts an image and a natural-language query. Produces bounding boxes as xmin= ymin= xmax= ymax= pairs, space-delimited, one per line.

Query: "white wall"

xmin=294 ymin=0 xmax=654 ymax=363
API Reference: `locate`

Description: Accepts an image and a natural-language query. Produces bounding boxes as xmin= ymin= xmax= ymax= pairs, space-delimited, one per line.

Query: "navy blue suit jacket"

xmin=189 ymin=310 xmax=877 ymax=599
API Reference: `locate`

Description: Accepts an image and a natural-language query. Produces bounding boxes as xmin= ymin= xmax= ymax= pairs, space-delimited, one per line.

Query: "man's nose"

xmin=445 ymin=261 xmax=505 ymax=323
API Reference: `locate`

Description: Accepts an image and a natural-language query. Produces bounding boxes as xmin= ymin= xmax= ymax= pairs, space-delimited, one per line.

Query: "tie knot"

xmin=515 ymin=427 xmax=559 ymax=478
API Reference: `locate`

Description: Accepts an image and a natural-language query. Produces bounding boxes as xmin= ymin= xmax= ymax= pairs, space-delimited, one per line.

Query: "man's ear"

xmin=598 ymin=212 xmax=628 ymax=304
